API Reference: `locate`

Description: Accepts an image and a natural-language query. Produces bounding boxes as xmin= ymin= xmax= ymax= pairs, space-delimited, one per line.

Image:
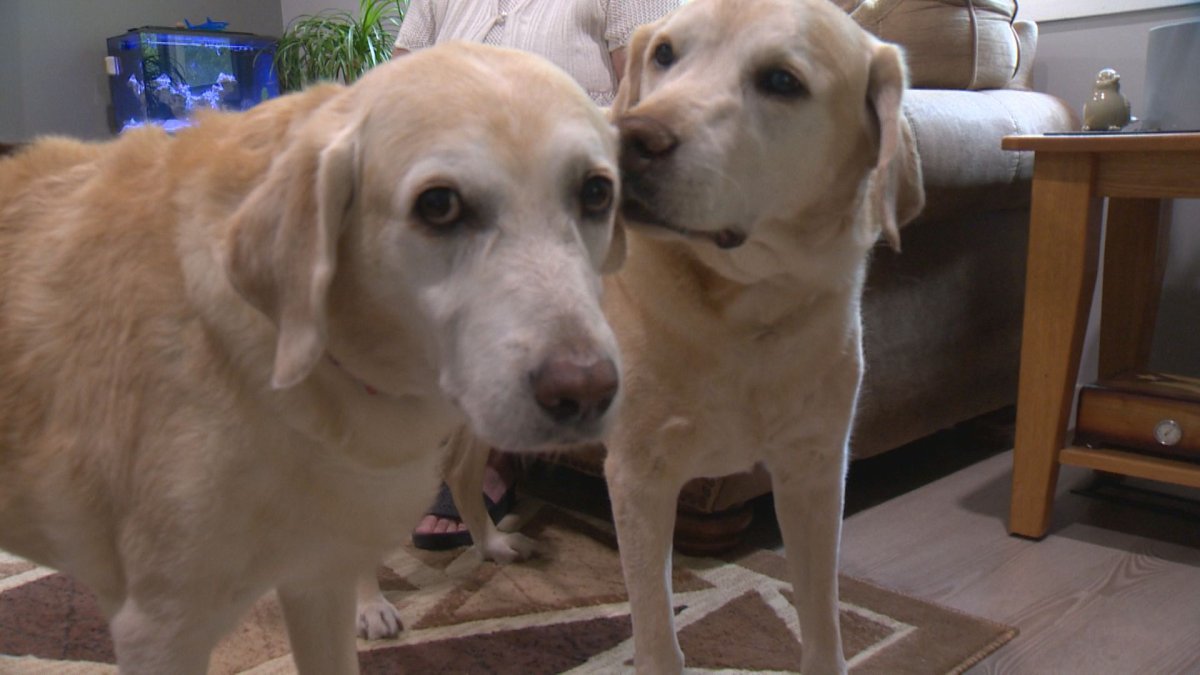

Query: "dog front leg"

xmin=444 ymin=426 xmax=535 ymax=563
xmin=769 ymin=445 xmax=849 ymax=675
xmin=607 ymin=460 xmax=686 ymax=674
xmin=110 ymin=596 xmax=220 ymax=675
xmin=279 ymin=575 xmax=360 ymax=675
xmin=355 ymin=569 xmax=403 ymax=640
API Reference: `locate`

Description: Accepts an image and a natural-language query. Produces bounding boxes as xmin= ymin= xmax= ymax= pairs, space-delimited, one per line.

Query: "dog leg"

xmin=607 ymin=461 xmax=686 ymax=674
xmin=279 ymin=575 xmax=360 ymax=675
xmin=768 ymin=446 xmax=849 ymax=675
xmin=355 ymin=570 xmax=404 ymax=640
xmin=109 ymin=596 xmax=219 ymax=675
xmin=444 ymin=427 xmax=536 ymax=563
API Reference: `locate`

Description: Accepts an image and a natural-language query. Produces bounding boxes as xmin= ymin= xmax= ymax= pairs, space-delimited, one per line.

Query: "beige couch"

xmin=529 ymin=0 xmax=1078 ymax=552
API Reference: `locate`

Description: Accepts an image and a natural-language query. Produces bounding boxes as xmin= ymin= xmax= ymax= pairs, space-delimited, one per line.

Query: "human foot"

xmin=411 ymin=451 xmax=515 ymax=550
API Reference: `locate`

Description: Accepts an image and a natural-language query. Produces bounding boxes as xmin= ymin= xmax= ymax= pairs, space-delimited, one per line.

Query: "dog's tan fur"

xmin=0 ymin=43 xmax=623 ymax=674
xmin=445 ymin=1 xmax=924 ymax=672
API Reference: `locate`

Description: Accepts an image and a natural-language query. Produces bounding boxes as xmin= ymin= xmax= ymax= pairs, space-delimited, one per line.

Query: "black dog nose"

xmin=530 ymin=352 xmax=619 ymax=424
xmin=618 ymin=116 xmax=679 ymax=173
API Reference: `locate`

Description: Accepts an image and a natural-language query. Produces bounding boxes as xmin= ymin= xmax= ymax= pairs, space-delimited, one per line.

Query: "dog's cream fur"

xmin=444 ymin=1 xmax=925 ymax=672
xmin=0 ymin=43 xmax=623 ymax=674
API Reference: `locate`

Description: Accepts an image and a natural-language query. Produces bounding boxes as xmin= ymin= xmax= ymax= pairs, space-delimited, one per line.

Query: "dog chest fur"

xmin=603 ymin=232 xmax=865 ymax=480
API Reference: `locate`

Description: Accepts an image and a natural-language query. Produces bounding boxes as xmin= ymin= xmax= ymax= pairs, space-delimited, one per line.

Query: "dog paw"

xmin=481 ymin=531 xmax=537 ymax=564
xmin=357 ymin=597 xmax=403 ymax=640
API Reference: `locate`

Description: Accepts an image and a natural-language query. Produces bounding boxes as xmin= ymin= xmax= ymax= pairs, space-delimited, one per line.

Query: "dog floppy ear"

xmin=224 ymin=116 xmax=358 ymax=389
xmin=611 ymin=22 xmax=655 ymax=115
xmin=870 ymin=113 xmax=924 ymax=252
xmin=865 ymin=41 xmax=924 ymax=251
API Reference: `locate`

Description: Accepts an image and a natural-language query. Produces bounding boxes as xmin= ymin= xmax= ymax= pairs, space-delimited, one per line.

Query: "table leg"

xmin=1009 ymin=153 xmax=1103 ymax=539
xmin=1097 ymin=198 xmax=1169 ymax=379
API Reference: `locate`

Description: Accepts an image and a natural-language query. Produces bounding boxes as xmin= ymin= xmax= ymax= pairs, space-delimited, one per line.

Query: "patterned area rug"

xmin=0 ymin=502 xmax=1014 ymax=673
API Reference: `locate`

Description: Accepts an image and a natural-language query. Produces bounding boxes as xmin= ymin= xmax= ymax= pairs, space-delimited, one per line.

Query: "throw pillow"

xmin=851 ymin=0 xmax=1020 ymax=90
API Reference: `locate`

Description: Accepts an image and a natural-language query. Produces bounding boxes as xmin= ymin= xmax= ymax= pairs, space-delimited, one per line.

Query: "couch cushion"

xmin=852 ymin=0 xmax=1019 ymax=90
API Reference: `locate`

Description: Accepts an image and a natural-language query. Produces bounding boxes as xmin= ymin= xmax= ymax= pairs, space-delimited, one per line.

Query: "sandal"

xmin=411 ymin=482 xmax=516 ymax=551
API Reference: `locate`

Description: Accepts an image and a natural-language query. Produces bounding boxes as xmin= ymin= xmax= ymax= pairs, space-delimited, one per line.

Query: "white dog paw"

xmin=357 ymin=597 xmax=403 ymax=640
xmin=481 ymin=531 xmax=537 ymax=564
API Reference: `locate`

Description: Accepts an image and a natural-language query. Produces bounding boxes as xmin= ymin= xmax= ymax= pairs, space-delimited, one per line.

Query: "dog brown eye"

xmin=580 ymin=176 xmax=614 ymax=216
xmin=415 ymin=187 xmax=462 ymax=227
xmin=652 ymin=42 xmax=675 ymax=68
xmin=758 ymin=68 xmax=808 ymax=98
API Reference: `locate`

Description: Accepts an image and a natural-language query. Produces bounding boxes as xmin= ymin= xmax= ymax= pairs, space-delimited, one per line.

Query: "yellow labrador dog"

xmin=0 ymin=43 xmax=623 ymax=674
xmin=446 ymin=0 xmax=924 ymax=672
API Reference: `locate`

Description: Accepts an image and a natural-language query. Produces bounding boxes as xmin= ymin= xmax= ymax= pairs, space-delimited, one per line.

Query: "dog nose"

xmin=619 ymin=116 xmax=678 ymax=173
xmin=530 ymin=352 xmax=619 ymax=424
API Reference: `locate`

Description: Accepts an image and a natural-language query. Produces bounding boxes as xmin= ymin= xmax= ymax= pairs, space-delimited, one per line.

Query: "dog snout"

xmin=619 ymin=116 xmax=678 ymax=174
xmin=530 ymin=350 xmax=619 ymax=425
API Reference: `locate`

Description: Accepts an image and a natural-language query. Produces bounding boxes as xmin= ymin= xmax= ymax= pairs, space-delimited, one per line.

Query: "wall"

xmin=1021 ymin=4 xmax=1200 ymax=379
xmin=1022 ymin=0 xmax=1196 ymax=22
xmin=0 ymin=3 xmax=23 ymax=140
xmin=281 ymin=0 xmax=360 ymax=27
xmin=0 ymin=0 xmax=283 ymax=141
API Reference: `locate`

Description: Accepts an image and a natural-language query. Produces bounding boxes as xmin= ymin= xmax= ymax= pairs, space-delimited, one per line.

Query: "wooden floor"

xmin=836 ymin=421 xmax=1200 ymax=674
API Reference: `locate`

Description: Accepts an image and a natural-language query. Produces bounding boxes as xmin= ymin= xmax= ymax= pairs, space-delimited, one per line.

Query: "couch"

xmin=528 ymin=0 xmax=1079 ymax=553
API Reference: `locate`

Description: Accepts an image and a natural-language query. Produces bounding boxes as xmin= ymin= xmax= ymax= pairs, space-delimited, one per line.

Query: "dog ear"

xmin=601 ymin=214 xmax=627 ymax=274
xmin=224 ymin=116 xmax=358 ymax=389
xmin=865 ymin=41 xmax=924 ymax=251
xmin=611 ymin=23 xmax=654 ymax=115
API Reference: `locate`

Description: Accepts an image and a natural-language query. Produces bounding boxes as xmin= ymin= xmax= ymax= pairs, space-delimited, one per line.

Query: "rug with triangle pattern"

xmin=0 ymin=501 xmax=1014 ymax=673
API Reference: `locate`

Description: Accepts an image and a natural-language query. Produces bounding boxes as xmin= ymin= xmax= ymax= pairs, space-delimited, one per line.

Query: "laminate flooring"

xmin=837 ymin=424 xmax=1200 ymax=674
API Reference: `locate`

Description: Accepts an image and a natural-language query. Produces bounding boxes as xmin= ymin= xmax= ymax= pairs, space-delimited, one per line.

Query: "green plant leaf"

xmin=274 ymin=0 xmax=405 ymax=91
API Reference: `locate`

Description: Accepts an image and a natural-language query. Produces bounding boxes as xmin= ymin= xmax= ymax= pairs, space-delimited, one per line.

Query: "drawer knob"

xmin=1154 ymin=419 xmax=1182 ymax=446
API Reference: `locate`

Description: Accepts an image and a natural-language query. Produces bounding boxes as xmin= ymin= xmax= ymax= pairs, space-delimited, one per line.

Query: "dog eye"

xmin=652 ymin=42 xmax=675 ymax=68
xmin=414 ymin=187 xmax=462 ymax=228
xmin=580 ymin=175 xmax=615 ymax=216
xmin=757 ymin=68 xmax=808 ymax=98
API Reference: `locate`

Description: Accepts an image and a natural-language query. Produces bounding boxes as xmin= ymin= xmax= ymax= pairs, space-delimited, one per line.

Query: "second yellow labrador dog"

xmin=0 ymin=43 xmax=622 ymax=674
xmin=445 ymin=0 xmax=925 ymax=672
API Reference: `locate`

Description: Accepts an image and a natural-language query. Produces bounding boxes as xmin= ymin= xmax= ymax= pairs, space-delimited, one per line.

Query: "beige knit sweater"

xmin=395 ymin=0 xmax=679 ymax=105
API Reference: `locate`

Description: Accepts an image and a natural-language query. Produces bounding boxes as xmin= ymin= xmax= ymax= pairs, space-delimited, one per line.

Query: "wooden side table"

xmin=1003 ymin=132 xmax=1200 ymax=539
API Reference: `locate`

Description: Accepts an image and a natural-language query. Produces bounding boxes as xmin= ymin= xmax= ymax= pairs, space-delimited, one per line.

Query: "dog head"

xmin=614 ymin=0 xmax=923 ymax=285
xmin=224 ymin=43 xmax=623 ymax=450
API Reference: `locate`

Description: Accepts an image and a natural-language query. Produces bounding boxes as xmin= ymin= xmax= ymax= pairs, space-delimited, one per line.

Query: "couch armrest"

xmin=904 ymin=88 xmax=1076 ymax=220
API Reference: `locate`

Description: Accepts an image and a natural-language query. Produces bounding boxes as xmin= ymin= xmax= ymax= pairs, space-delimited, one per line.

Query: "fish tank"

xmin=106 ymin=27 xmax=280 ymax=134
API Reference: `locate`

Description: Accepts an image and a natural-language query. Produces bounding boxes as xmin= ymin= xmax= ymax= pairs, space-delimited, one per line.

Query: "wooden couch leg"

xmin=673 ymin=503 xmax=754 ymax=556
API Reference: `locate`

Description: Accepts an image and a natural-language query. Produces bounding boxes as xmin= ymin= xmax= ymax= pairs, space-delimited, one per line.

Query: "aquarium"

xmin=106 ymin=27 xmax=279 ymax=133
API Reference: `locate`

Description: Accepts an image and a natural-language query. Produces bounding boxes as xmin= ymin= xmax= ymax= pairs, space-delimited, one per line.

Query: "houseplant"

xmin=274 ymin=0 xmax=405 ymax=92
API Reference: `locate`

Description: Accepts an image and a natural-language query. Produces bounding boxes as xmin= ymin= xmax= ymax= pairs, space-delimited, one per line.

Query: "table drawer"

xmin=1076 ymin=375 xmax=1200 ymax=461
